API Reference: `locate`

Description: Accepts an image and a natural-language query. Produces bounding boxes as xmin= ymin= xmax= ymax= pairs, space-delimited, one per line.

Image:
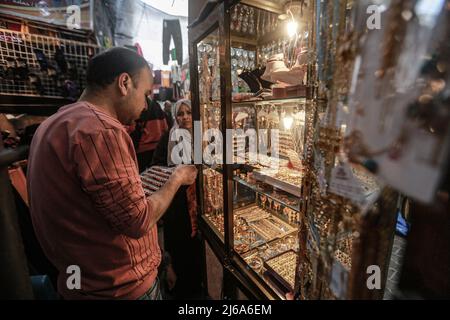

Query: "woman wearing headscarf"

xmin=151 ymin=99 xmax=203 ymax=299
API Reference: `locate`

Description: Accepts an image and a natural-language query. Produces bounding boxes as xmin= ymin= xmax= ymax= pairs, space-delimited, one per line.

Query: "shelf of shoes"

xmin=0 ymin=28 xmax=99 ymax=99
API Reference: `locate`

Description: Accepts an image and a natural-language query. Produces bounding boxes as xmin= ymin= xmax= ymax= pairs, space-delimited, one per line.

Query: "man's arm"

xmin=73 ymin=127 xmax=196 ymax=239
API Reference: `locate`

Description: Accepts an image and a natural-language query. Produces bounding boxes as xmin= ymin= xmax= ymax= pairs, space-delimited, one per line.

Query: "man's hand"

xmin=172 ymin=165 xmax=198 ymax=186
xmin=145 ymin=165 xmax=198 ymax=230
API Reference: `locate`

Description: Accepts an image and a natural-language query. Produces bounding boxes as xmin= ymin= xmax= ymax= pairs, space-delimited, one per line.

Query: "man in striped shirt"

xmin=27 ymin=47 xmax=197 ymax=299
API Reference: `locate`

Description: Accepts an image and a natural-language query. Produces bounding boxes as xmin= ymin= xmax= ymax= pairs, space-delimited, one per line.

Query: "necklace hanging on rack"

xmin=266 ymin=11 xmax=272 ymax=34
xmin=200 ymin=53 xmax=212 ymax=103
xmin=242 ymin=6 xmax=250 ymax=34
xmin=249 ymin=7 xmax=255 ymax=34
xmin=255 ymin=7 xmax=260 ymax=36
xmin=237 ymin=5 xmax=244 ymax=33
xmin=231 ymin=5 xmax=238 ymax=31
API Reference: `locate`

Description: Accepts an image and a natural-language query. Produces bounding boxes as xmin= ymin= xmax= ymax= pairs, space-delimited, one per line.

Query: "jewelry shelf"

xmin=233 ymin=175 xmax=301 ymax=212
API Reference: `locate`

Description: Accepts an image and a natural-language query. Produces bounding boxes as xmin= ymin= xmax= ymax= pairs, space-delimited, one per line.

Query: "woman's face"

xmin=176 ymin=104 xmax=192 ymax=129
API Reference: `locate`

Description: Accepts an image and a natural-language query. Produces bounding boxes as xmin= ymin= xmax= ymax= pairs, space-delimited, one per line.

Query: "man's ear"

xmin=117 ymin=73 xmax=131 ymax=96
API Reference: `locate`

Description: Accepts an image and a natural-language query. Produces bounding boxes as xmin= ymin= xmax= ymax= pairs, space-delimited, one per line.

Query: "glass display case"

xmin=231 ymin=98 xmax=306 ymax=296
xmin=190 ymin=0 xmax=313 ymax=299
xmin=190 ymin=0 xmax=407 ymax=301
xmin=195 ymin=28 xmax=226 ymax=241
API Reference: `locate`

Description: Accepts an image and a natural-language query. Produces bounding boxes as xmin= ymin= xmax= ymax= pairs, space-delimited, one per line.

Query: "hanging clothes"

xmin=162 ymin=19 xmax=183 ymax=65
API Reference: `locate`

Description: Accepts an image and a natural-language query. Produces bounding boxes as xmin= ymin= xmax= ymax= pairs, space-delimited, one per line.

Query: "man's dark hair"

xmin=86 ymin=47 xmax=150 ymax=89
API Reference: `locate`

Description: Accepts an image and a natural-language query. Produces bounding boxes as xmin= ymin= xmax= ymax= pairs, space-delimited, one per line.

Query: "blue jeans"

xmin=138 ymin=278 xmax=163 ymax=300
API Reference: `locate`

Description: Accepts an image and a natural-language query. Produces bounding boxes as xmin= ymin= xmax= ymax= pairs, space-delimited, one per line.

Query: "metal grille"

xmin=0 ymin=28 xmax=99 ymax=98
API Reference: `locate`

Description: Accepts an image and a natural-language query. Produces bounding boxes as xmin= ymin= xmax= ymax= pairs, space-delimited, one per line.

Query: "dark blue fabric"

xmin=396 ymin=211 xmax=410 ymax=237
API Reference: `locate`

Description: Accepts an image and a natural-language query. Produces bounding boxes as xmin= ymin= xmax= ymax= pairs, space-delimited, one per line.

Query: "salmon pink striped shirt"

xmin=27 ymin=101 xmax=161 ymax=299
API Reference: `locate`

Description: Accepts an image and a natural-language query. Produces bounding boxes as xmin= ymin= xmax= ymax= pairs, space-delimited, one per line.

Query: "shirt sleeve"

xmin=73 ymin=127 xmax=151 ymax=239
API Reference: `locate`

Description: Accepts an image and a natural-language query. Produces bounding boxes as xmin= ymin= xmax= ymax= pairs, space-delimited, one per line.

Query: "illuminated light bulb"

xmin=287 ymin=20 xmax=298 ymax=38
xmin=283 ymin=115 xmax=294 ymax=130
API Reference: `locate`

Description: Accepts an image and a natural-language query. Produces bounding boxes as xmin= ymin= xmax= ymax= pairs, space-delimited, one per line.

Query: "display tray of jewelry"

xmin=257 ymin=233 xmax=298 ymax=260
xmin=233 ymin=203 xmax=297 ymax=252
xmin=235 ymin=205 xmax=271 ymax=222
xmin=140 ymin=166 xmax=175 ymax=196
xmin=242 ymin=251 xmax=271 ymax=278
xmin=275 ymin=234 xmax=299 ymax=253
xmin=241 ymin=233 xmax=299 ymax=274
xmin=234 ymin=225 xmax=266 ymax=254
xmin=249 ymin=214 xmax=296 ymax=242
xmin=234 ymin=206 xmax=268 ymax=253
xmin=252 ymin=167 xmax=303 ymax=197
xmin=263 ymin=250 xmax=297 ymax=293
